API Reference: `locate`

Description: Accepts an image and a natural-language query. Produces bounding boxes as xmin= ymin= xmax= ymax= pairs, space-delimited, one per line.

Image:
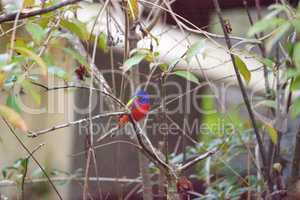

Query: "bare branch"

xmin=0 ymin=176 xmax=142 ymax=188
xmin=27 ymin=111 xmax=127 ymax=137
xmin=0 ymin=0 xmax=82 ymax=24
xmin=178 ymin=148 xmax=218 ymax=171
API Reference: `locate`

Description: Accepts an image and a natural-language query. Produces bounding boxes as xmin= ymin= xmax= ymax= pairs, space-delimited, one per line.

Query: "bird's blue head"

xmin=136 ymin=90 xmax=150 ymax=104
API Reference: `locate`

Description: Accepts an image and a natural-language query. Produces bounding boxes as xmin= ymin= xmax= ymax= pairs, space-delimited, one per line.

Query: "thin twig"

xmin=71 ymin=140 xmax=142 ymax=157
xmin=2 ymin=118 xmax=63 ymax=200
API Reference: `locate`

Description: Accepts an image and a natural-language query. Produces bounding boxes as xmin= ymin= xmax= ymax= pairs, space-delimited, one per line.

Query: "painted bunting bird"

xmin=97 ymin=90 xmax=150 ymax=142
xmin=118 ymin=90 xmax=150 ymax=126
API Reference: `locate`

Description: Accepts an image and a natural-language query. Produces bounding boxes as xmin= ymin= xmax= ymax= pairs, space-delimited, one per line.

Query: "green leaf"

xmin=98 ymin=32 xmax=108 ymax=53
xmin=266 ymin=22 xmax=291 ymax=53
xmin=174 ymin=71 xmax=199 ymax=84
xmin=38 ymin=16 xmax=53 ymax=28
xmin=286 ymin=41 xmax=294 ymax=57
xmin=291 ymin=97 xmax=300 ymax=119
xmin=60 ymin=19 xmax=88 ymax=40
xmin=185 ymin=40 xmax=205 ymax=63
xmin=48 ymin=66 xmax=68 ymax=81
xmin=233 ymin=55 xmax=251 ymax=84
xmin=122 ymin=53 xmax=146 ymax=72
xmin=291 ymin=75 xmax=300 ymax=91
xmin=63 ymin=48 xmax=88 ymax=66
xmin=291 ymin=19 xmax=300 ymax=32
xmin=0 ymin=105 xmax=27 ymax=131
xmin=21 ymin=159 xmax=28 ymax=172
xmin=293 ymin=42 xmax=300 ymax=69
xmin=265 ymin=123 xmax=278 ymax=144
xmin=247 ymin=18 xmax=286 ymax=37
xmin=6 ymin=95 xmax=21 ymax=113
xmin=14 ymin=47 xmax=48 ymax=76
xmin=21 ymin=79 xmax=41 ymax=106
xmin=260 ymin=58 xmax=275 ymax=69
xmin=25 ymin=22 xmax=46 ymax=44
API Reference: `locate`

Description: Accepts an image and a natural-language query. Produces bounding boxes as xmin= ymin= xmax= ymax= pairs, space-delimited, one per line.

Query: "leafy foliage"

xmin=0 ymin=0 xmax=300 ymax=199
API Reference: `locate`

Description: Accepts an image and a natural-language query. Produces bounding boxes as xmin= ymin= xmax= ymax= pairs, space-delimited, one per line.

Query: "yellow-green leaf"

xmin=265 ymin=123 xmax=278 ymax=144
xmin=234 ymin=55 xmax=251 ymax=84
xmin=0 ymin=105 xmax=27 ymax=132
xmin=174 ymin=71 xmax=199 ymax=84
xmin=293 ymin=42 xmax=300 ymax=69
xmin=98 ymin=32 xmax=108 ymax=53
xmin=0 ymin=72 xmax=5 ymax=88
xmin=23 ymin=0 xmax=35 ymax=8
xmin=14 ymin=47 xmax=48 ymax=76
xmin=128 ymin=0 xmax=139 ymax=20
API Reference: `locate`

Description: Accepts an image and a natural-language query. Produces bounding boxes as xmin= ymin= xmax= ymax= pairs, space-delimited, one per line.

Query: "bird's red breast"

xmin=118 ymin=99 xmax=150 ymax=127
